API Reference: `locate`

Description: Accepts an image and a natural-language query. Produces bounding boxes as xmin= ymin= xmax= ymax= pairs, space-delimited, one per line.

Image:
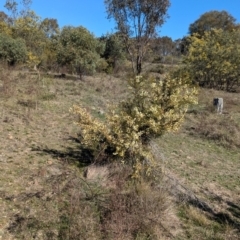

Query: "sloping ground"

xmin=0 ymin=71 xmax=240 ymax=239
xmin=159 ymin=132 xmax=240 ymax=239
xmin=158 ymin=88 xmax=240 ymax=239
xmin=0 ymin=72 xmax=128 ymax=239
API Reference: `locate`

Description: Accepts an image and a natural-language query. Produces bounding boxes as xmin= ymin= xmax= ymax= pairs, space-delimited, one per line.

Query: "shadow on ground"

xmin=166 ymin=174 xmax=240 ymax=233
xmin=32 ymin=136 xmax=93 ymax=167
xmin=187 ymin=192 xmax=240 ymax=232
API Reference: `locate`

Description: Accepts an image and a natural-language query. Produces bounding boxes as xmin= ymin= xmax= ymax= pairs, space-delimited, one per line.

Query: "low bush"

xmin=71 ymin=73 xmax=198 ymax=178
xmin=99 ymin=164 xmax=175 ymax=240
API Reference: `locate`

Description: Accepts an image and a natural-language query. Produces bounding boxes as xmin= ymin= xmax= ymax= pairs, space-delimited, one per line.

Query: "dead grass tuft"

xmin=187 ymin=113 xmax=240 ymax=148
xmin=185 ymin=88 xmax=240 ymax=149
xmin=0 ymin=68 xmax=17 ymax=98
xmin=98 ymin=163 xmax=178 ymax=240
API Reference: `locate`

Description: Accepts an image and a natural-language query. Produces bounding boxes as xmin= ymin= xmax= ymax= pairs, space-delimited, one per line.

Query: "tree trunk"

xmin=76 ymin=65 xmax=83 ymax=80
xmin=136 ymin=55 xmax=142 ymax=75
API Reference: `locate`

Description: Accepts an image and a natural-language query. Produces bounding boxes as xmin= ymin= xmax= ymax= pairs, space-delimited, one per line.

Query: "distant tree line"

xmin=0 ymin=0 xmax=178 ymax=76
xmin=1 ymin=1 xmax=240 ymax=90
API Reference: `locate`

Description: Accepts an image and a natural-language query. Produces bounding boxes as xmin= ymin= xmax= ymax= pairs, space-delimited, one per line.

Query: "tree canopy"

xmin=100 ymin=33 xmax=126 ymax=72
xmin=4 ymin=0 xmax=32 ymax=20
xmin=183 ymin=28 xmax=240 ymax=91
xmin=0 ymin=12 xmax=12 ymax=36
xmin=56 ymin=26 xmax=104 ymax=79
xmin=105 ymin=0 xmax=170 ymax=74
xmin=0 ymin=33 xmax=27 ymax=65
xmin=40 ymin=18 xmax=59 ymax=38
xmin=189 ymin=10 xmax=237 ymax=37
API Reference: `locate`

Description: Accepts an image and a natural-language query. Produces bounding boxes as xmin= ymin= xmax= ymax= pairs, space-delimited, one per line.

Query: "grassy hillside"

xmin=0 ymin=68 xmax=239 ymax=239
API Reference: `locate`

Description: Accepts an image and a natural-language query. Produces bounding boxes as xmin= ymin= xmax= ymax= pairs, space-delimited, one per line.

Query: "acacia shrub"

xmin=184 ymin=29 xmax=240 ymax=91
xmin=71 ymin=73 xmax=198 ymax=178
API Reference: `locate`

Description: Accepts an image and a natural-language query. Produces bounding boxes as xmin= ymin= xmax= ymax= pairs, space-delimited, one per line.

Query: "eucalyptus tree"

xmin=0 ymin=11 xmax=12 ymax=36
xmin=4 ymin=0 xmax=32 ymax=21
xmin=12 ymin=11 xmax=48 ymax=67
xmin=0 ymin=11 xmax=9 ymax=22
xmin=105 ymin=0 xmax=170 ymax=74
xmin=101 ymin=33 xmax=126 ymax=71
xmin=40 ymin=18 xmax=59 ymax=38
xmin=151 ymin=36 xmax=174 ymax=63
xmin=189 ymin=10 xmax=237 ymax=37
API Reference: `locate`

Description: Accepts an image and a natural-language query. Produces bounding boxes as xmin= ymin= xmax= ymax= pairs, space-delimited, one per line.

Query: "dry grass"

xmin=95 ymin=163 xmax=178 ymax=240
xmin=0 ymin=68 xmax=240 ymax=239
xmin=6 ymin=169 xmax=103 ymax=240
xmin=157 ymin=87 xmax=240 ymax=239
xmin=186 ymin=113 xmax=240 ymax=148
xmin=0 ymin=70 xmax=178 ymax=240
xmin=185 ymin=88 xmax=240 ymax=149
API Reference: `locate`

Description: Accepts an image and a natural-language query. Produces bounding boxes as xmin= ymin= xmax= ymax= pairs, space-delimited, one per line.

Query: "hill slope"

xmin=0 ymin=70 xmax=239 ymax=239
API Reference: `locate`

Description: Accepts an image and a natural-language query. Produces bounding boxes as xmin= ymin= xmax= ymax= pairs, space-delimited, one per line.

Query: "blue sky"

xmin=1 ymin=0 xmax=240 ymax=40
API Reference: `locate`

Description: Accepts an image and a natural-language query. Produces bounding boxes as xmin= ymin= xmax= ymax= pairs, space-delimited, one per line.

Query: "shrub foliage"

xmin=56 ymin=26 xmax=104 ymax=79
xmin=0 ymin=33 xmax=27 ymax=65
xmin=184 ymin=29 xmax=240 ymax=91
xmin=71 ymin=73 xmax=198 ymax=178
